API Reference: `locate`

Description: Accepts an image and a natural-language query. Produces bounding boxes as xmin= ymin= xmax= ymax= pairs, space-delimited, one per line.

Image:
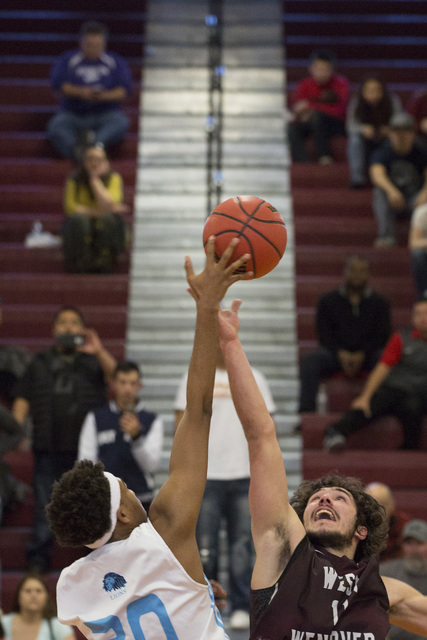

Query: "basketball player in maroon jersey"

xmin=218 ymin=300 xmax=427 ymax=640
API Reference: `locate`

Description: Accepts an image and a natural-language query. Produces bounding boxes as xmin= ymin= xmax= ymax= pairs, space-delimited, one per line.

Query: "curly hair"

xmin=45 ymin=460 xmax=113 ymax=547
xmin=290 ymin=474 xmax=388 ymax=561
xmin=11 ymin=572 xmax=57 ymax=619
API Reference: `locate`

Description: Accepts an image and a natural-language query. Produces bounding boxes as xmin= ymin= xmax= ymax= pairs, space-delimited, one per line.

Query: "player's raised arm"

xmin=149 ymin=238 xmax=251 ymax=578
xmin=218 ymin=301 xmax=305 ymax=589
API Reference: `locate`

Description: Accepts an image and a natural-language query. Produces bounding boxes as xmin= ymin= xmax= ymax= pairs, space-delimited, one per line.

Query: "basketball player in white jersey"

xmin=46 ymin=237 xmax=251 ymax=640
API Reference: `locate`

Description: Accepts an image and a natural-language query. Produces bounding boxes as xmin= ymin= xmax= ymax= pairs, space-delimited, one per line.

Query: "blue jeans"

xmin=27 ymin=451 xmax=76 ymax=571
xmin=196 ymin=478 xmax=253 ymax=613
xmin=347 ymin=132 xmax=382 ymax=185
xmin=47 ymin=109 xmax=130 ymax=159
xmin=287 ymin=111 xmax=346 ymax=161
xmin=411 ymin=248 xmax=427 ymax=297
xmin=373 ymin=187 xmax=417 ymax=240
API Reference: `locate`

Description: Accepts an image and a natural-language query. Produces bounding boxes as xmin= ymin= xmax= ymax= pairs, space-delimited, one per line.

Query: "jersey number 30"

xmin=85 ymin=594 xmax=179 ymax=640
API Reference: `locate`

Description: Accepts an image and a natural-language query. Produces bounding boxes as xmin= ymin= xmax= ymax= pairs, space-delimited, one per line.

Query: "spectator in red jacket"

xmin=287 ymin=49 xmax=349 ymax=164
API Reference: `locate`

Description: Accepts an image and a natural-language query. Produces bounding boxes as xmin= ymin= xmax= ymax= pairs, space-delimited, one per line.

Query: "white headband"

xmin=86 ymin=472 xmax=121 ymax=549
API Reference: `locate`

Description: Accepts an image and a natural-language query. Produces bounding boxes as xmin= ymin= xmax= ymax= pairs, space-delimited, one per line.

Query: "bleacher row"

xmin=285 ymin=0 xmax=427 ymax=524
xmin=0 ymin=4 xmax=146 ymax=613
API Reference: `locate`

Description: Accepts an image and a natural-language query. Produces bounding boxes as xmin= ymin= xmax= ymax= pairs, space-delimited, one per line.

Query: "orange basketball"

xmin=203 ymin=195 xmax=287 ymax=279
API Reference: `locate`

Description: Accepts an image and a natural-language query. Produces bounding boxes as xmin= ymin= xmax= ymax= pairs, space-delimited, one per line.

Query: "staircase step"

xmin=286 ymin=61 xmax=427 ymax=84
xmin=284 ymin=38 xmax=427 ymax=62
xmin=295 ymin=246 xmax=413 ymax=277
xmin=0 ymin=273 xmax=129 ymax=305
xmin=290 ymin=162 xmax=349 ymax=188
xmin=1 ymin=36 xmax=145 ymax=59
xmin=0 ymin=527 xmax=88 ymax=571
xmin=0 ymin=158 xmax=136 ymax=185
xmin=284 ymin=15 xmax=427 ymax=38
xmin=302 ymin=450 xmax=427 ymax=488
xmin=0 ymin=184 xmax=135 ymax=212
xmin=295 ymin=275 xmax=417 ymax=309
xmin=292 ymin=186 xmax=372 ymax=217
xmin=0 ymin=213 xmax=133 ymax=242
xmin=0 ymin=244 xmax=130 ymax=273
xmin=301 ymin=413 xmax=427 ymax=450
xmin=294 ymin=215 xmax=411 ymax=246
xmin=0 ymin=80 xmax=141 ymax=107
xmin=0 ymin=131 xmax=138 ymax=158
xmin=0 ymin=107 xmax=140 ymax=134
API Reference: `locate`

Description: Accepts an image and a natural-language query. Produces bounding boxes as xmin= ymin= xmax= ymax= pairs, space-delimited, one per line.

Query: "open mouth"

xmin=314 ymin=508 xmax=336 ymax=521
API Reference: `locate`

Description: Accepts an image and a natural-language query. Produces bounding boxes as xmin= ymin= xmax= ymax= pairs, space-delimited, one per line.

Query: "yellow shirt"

xmin=64 ymin=172 xmax=124 ymax=215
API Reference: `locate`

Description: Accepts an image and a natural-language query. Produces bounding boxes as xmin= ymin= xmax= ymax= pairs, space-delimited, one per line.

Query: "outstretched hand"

xmin=218 ymin=299 xmax=242 ymax=344
xmin=184 ymin=236 xmax=252 ymax=306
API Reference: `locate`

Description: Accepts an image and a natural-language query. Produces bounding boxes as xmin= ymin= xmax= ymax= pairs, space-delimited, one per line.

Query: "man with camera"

xmin=12 ymin=305 xmax=116 ymax=572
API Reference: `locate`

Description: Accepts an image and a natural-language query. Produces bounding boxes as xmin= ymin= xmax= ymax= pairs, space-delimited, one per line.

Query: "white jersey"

xmin=57 ymin=520 xmax=229 ymax=640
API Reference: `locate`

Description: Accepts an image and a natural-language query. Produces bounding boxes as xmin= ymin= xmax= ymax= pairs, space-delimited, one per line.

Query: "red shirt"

xmin=292 ymin=74 xmax=350 ymax=120
xmin=380 ymin=329 xmax=421 ymax=367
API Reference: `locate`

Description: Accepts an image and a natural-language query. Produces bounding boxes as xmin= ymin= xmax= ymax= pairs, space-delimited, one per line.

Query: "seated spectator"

xmin=324 ymin=294 xmax=427 ymax=452
xmin=0 ymin=297 xmax=32 ymax=407
xmin=78 ymin=360 xmax=164 ymax=513
xmin=380 ymin=519 xmax=427 ymax=640
xmin=407 ymin=87 xmax=427 ymax=150
xmin=298 ymin=255 xmax=391 ymax=417
xmin=365 ymin=482 xmax=410 ymax=561
xmin=369 ymin=112 xmax=427 ymax=247
xmin=287 ymin=49 xmax=349 ymax=164
xmin=0 ymin=406 xmax=29 ymax=524
xmin=1 ymin=573 xmax=74 ymax=640
xmin=62 ymin=143 xmax=129 ymax=273
xmin=347 ymin=75 xmax=402 ymax=188
xmin=47 ymin=21 xmax=132 ymax=161
xmin=409 ymin=202 xmax=427 ymax=298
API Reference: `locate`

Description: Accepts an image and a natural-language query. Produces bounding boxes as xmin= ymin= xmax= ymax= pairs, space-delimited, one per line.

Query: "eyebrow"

xmin=311 ymin=487 xmax=353 ymax=499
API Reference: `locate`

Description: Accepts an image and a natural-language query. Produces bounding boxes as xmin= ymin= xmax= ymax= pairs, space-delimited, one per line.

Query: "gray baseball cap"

xmin=403 ymin=519 xmax=427 ymax=543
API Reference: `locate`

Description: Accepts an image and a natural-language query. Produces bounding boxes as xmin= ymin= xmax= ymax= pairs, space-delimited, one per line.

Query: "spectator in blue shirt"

xmin=47 ymin=21 xmax=132 ymax=161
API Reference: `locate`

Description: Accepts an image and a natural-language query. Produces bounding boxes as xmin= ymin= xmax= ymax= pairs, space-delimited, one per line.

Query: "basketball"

xmin=202 ymin=195 xmax=287 ymax=279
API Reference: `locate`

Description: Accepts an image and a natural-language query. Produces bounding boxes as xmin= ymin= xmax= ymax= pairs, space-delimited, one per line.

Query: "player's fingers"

xmin=217 ymin=237 xmax=239 ymax=266
xmin=204 ymin=235 xmax=217 ymax=262
xmin=230 ymin=299 xmax=242 ymax=314
xmin=184 ymin=255 xmax=194 ymax=278
xmin=226 ymin=251 xmax=249 ymax=273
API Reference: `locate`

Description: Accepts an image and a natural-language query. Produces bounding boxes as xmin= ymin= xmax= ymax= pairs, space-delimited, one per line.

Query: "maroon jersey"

xmin=250 ymin=536 xmax=389 ymax=640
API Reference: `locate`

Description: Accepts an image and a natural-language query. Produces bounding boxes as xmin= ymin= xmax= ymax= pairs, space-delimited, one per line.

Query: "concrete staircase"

xmin=126 ymin=0 xmax=301 ymax=492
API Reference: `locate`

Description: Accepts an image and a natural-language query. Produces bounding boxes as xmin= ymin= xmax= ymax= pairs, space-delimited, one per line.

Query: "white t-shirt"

xmin=1 ymin=615 xmax=73 ymax=640
xmin=57 ymin=520 xmax=229 ymax=640
xmin=174 ymin=367 xmax=276 ymax=480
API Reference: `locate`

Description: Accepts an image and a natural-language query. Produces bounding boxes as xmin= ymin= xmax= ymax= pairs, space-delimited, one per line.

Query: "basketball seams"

xmin=206 ymin=217 xmax=285 ymax=259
